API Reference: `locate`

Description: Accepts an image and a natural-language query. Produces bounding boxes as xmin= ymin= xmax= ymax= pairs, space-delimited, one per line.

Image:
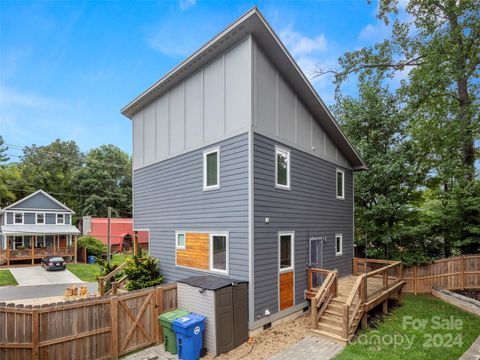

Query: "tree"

xmin=19 ymin=139 xmax=83 ymax=212
xmin=318 ymin=0 xmax=479 ymax=258
xmin=0 ymin=136 xmax=9 ymax=163
xmin=334 ymin=77 xmax=429 ymax=264
xmin=73 ymin=144 xmax=132 ymax=218
xmin=317 ymin=0 xmax=479 ymax=180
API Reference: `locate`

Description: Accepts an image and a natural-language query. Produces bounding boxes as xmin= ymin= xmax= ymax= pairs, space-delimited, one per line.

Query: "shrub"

xmin=77 ymin=236 xmax=106 ymax=257
xmin=96 ymin=257 xmax=121 ymax=292
xmin=124 ymin=256 xmax=164 ymax=291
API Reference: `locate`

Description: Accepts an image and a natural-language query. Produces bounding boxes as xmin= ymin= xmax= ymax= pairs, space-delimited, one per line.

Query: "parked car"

xmin=42 ymin=256 xmax=66 ymax=271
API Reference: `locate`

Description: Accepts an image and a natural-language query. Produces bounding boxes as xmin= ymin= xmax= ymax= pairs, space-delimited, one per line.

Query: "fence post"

xmin=460 ymin=256 xmax=465 ymax=290
xmin=156 ymin=287 xmax=164 ymax=343
xmin=111 ymin=296 xmax=119 ymax=359
xmin=413 ymin=265 xmax=417 ymax=295
xmin=32 ymin=309 xmax=39 ymax=360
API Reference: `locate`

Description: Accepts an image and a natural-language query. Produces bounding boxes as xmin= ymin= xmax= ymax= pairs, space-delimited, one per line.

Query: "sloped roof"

xmin=121 ymin=7 xmax=366 ymax=170
xmin=2 ymin=190 xmax=74 ymax=213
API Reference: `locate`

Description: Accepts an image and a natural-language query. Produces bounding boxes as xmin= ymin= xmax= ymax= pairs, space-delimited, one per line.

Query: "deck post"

xmin=361 ymin=312 xmax=367 ymax=329
xmin=343 ymin=305 xmax=349 ymax=340
xmin=311 ymin=298 xmax=318 ymax=329
xmin=32 ymin=235 xmax=35 ymax=264
xmin=74 ymin=235 xmax=77 ymax=263
xmin=382 ymin=299 xmax=388 ymax=314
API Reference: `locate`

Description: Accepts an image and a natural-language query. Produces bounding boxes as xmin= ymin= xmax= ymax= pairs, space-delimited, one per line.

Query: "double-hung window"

xmin=203 ymin=148 xmax=220 ymax=191
xmin=210 ymin=233 xmax=228 ymax=274
xmin=56 ymin=213 xmax=64 ymax=225
xmin=335 ymin=234 xmax=343 ymax=256
xmin=279 ymin=232 xmax=294 ymax=272
xmin=36 ymin=213 xmax=45 ymax=224
xmin=176 ymin=231 xmax=186 ymax=250
xmin=14 ymin=212 xmax=23 ymax=224
xmin=13 ymin=236 xmax=23 ymax=249
xmin=336 ymin=169 xmax=344 ymax=199
xmin=36 ymin=235 xmax=45 ymax=248
xmin=275 ymin=146 xmax=290 ymax=190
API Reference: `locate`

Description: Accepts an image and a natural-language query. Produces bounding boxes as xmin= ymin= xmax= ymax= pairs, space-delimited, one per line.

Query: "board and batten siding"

xmin=131 ymin=36 xmax=252 ymax=170
xmin=253 ymin=133 xmax=353 ymax=320
xmin=133 ymin=133 xmax=249 ymax=282
xmin=177 ymin=282 xmax=217 ymax=354
xmin=252 ymin=40 xmax=350 ymax=169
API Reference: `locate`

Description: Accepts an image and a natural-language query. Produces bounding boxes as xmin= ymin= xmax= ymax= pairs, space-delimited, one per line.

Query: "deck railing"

xmin=353 ymin=258 xmax=402 ymax=301
xmin=343 ymin=274 xmax=365 ymax=339
xmin=98 ymin=261 xmax=129 ymax=296
xmin=307 ymin=268 xmax=337 ymax=330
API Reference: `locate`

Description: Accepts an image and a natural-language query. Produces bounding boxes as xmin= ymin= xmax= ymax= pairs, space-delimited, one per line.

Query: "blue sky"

xmin=0 ymin=0 xmax=391 ymax=156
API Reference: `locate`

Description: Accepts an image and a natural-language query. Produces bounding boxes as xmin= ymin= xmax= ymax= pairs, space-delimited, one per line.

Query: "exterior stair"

xmin=311 ymin=275 xmax=364 ymax=344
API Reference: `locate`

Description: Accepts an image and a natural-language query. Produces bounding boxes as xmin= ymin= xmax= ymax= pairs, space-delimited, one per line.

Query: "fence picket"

xmin=0 ymin=284 xmax=177 ymax=359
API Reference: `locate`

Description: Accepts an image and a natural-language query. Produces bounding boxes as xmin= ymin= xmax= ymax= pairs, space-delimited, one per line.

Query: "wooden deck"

xmin=306 ymin=258 xmax=405 ymax=343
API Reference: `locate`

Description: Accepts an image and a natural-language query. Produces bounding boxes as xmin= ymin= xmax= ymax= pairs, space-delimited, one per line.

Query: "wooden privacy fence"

xmin=401 ymin=255 xmax=480 ymax=294
xmin=0 ymin=283 xmax=177 ymax=360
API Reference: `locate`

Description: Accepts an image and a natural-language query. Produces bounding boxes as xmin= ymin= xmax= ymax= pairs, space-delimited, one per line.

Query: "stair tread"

xmin=318 ymin=321 xmax=343 ymax=332
xmin=311 ymin=329 xmax=347 ymax=342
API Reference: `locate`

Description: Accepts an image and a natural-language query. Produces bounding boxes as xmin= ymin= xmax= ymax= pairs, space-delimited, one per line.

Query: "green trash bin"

xmin=158 ymin=308 xmax=190 ymax=354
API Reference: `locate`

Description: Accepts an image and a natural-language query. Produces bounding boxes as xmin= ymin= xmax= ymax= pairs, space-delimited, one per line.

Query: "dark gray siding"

xmin=253 ymin=133 xmax=353 ymax=319
xmin=133 ymin=133 xmax=249 ymax=282
xmin=6 ymin=213 xmax=12 ymax=224
xmin=65 ymin=214 xmax=71 ymax=224
xmin=9 ymin=192 xmax=67 ymax=210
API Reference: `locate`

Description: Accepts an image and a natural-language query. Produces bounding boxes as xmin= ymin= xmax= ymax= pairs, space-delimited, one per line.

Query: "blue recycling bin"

xmin=88 ymin=255 xmax=95 ymax=264
xmin=172 ymin=313 xmax=206 ymax=360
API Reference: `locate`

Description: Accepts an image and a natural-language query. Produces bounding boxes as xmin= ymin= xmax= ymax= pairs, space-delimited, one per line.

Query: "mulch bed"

xmin=454 ymin=289 xmax=480 ymax=301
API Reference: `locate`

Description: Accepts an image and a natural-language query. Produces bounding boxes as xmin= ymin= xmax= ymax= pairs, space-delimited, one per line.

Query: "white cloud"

xmin=279 ymin=26 xmax=327 ymax=58
xmin=179 ymin=0 xmax=196 ymax=10
xmin=358 ymin=22 xmax=390 ymax=42
xmin=278 ymin=25 xmax=329 ymax=84
xmin=0 ymin=85 xmax=65 ymax=109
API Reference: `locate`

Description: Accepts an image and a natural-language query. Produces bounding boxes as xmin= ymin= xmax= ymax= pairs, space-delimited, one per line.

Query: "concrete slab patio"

xmin=9 ymin=266 xmax=84 ymax=286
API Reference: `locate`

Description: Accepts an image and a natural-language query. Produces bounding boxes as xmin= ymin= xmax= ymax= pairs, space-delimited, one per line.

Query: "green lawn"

xmin=335 ymin=294 xmax=480 ymax=360
xmin=67 ymin=253 xmax=131 ymax=282
xmin=0 ymin=269 xmax=18 ymax=286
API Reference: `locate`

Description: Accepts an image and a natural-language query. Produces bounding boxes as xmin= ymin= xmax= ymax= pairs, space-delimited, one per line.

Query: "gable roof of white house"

xmin=1 ymin=189 xmax=74 ymax=213
xmin=121 ymin=7 xmax=367 ymax=170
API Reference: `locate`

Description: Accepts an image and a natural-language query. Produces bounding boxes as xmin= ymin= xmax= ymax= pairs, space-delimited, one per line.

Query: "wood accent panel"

xmin=279 ymin=271 xmax=294 ymax=311
xmin=176 ymin=233 xmax=209 ymax=270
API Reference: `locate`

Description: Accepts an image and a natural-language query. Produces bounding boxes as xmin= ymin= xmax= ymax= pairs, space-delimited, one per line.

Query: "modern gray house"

xmin=121 ymin=8 xmax=366 ymax=333
xmin=0 ymin=190 xmax=80 ymax=265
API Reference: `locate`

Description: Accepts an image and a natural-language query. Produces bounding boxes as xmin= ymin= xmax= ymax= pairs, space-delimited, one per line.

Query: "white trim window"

xmin=278 ymin=231 xmax=294 ymax=272
xmin=14 ymin=212 xmax=23 ymax=224
xmin=36 ymin=235 xmax=45 ymax=248
xmin=13 ymin=236 xmax=23 ymax=249
xmin=36 ymin=213 xmax=45 ymax=225
xmin=210 ymin=232 xmax=229 ymax=274
xmin=56 ymin=213 xmax=65 ymax=225
xmin=336 ymin=169 xmax=345 ymax=200
xmin=275 ymin=146 xmax=290 ymax=190
xmin=176 ymin=231 xmax=186 ymax=250
xmin=335 ymin=234 xmax=343 ymax=256
xmin=203 ymin=147 xmax=220 ymax=191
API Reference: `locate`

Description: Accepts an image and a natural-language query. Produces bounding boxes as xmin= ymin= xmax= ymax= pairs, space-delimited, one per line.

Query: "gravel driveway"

xmin=9 ymin=266 xmax=84 ymax=286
